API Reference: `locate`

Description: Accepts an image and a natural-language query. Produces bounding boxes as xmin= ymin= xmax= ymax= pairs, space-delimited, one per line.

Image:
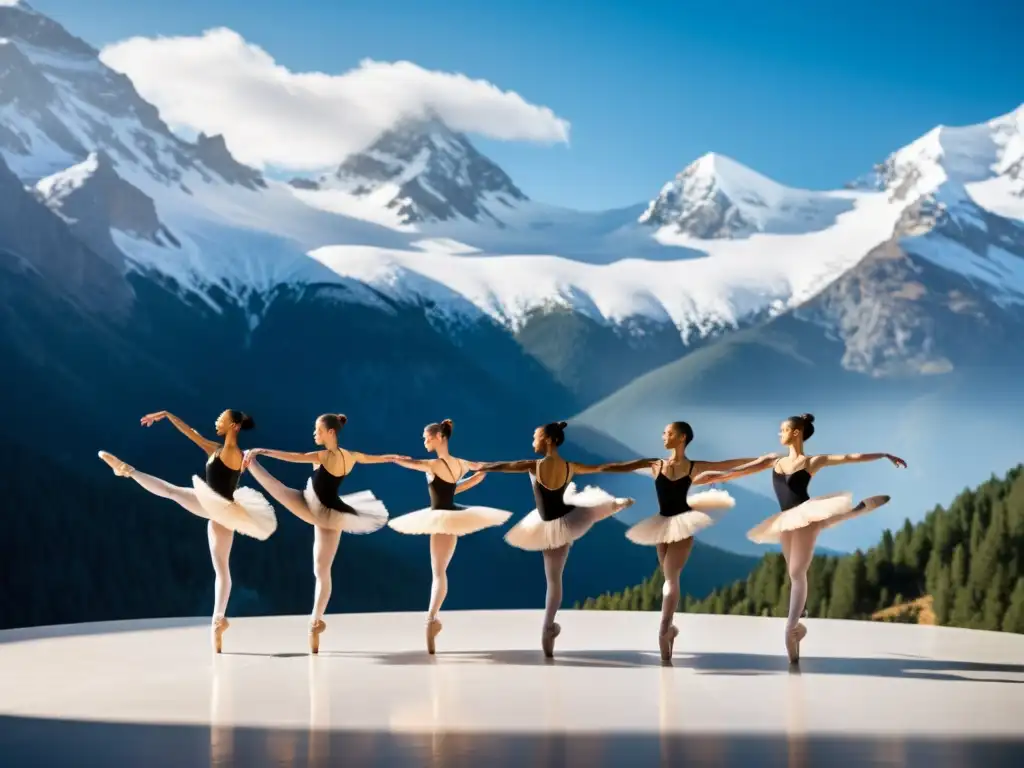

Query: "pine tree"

xmin=1001 ymin=578 xmax=1024 ymax=634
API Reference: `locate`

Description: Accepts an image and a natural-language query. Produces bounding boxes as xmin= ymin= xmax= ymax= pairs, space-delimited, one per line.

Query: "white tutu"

xmin=747 ymin=491 xmax=856 ymax=544
xmin=302 ymin=479 xmax=388 ymax=534
xmin=504 ymin=478 xmax=629 ymax=551
xmin=625 ymin=489 xmax=735 ymax=545
xmin=388 ymin=505 xmax=512 ymax=536
xmin=192 ymin=476 xmax=278 ymax=540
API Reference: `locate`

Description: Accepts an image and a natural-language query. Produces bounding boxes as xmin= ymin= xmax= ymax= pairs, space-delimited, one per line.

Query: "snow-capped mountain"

xmin=638 ymin=152 xmax=855 ymax=238
xmin=290 ymin=115 xmax=528 ymax=227
xmin=3 ymin=1 xmax=1024 ymax=400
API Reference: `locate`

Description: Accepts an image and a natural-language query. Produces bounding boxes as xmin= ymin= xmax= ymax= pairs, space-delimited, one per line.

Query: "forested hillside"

xmin=577 ymin=465 xmax=1024 ymax=634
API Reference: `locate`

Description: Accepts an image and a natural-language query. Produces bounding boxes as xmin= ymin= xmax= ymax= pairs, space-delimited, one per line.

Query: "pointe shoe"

xmin=659 ymin=625 xmax=679 ymax=662
xmin=542 ymin=622 xmax=561 ymax=658
xmin=616 ymin=498 xmax=635 ymax=512
xmin=212 ymin=617 xmax=230 ymax=654
xmin=426 ymin=618 xmax=442 ymax=655
xmin=785 ymin=623 xmax=808 ymax=664
xmin=98 ymin=451 xmax=133 ymax=477
xmin=309 ymin=619 xmax=326 ymax=654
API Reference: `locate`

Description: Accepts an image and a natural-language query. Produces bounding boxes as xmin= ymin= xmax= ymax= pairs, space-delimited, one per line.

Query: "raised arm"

xmin=809 ymin=453 xmax=907 ymax=473
xmin=571 ymin=458 xmax=659 ymax=475
xmin=454 ymin=472 xmax=486 ymax=494
xmin=141 ymin=411 xmax=217 ymax=454
xmin=693 ymin=454 xmax=778 ymax=486
xmin=473 ymin=459 xmax=536 ymax=474
xmin=347 ymin=451 xmax=410 ymax=466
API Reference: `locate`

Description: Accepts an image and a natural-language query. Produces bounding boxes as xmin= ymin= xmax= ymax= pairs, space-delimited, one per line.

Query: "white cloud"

xmin=100 ymin=28 xmax=570 ymax=171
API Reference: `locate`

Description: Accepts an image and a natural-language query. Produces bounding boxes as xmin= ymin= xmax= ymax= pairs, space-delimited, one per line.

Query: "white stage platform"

xmin=1 ymin=610 xmax=1023 ymax=766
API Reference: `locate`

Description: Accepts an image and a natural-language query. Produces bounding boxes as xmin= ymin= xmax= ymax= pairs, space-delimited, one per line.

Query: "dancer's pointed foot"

xmin=309 ymin=619 xmax=326 ymax=654
xmin=542 ymin=622 xmax=561 ymax=658
xmin=212 ymin=617 xmax=230 ymax=654
xmin=785 ymin=622 xmax=807 ymax=664
xmin=615 ymin=498 xmax=635 ymax=513
xmin=98 ymin=451 xmax=133 ymax=477
xmin=426 ymin=618 xmax=442 ymax=655
xmin=659 ymin=625 xmax=679 ymax=662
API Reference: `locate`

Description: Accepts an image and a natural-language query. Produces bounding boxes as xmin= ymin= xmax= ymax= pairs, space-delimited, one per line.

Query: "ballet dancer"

xmin=475 ymin=420 xmax=652 ymax=657
xmin=695 ymin=413 xmax=905 ymax=663
xmin=241 ymin=413 xmax=407 ymax=653
xmin=624 ymin=421 xmax=769 ymax=661
xmin=97 ymin=409 xmax=277 ymax=652
xmin=387 ymin=419 xmax=515 ymax=654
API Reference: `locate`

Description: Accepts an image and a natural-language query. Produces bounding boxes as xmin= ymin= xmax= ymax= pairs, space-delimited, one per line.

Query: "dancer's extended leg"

xmin=131 ymin=471 xmax=209 ymax=519
xmin=247 ymin=460 xmax=320 ymax=526
xmin=207 ymin=521 xmax=234 ymax=653
xmin=541 ymin=544 xmax=570 ymax=657
xmin=426 ymin=533 xmax=457 ymax=654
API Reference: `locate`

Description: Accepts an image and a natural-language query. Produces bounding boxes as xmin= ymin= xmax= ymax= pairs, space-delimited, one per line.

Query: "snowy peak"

xmin=854 ymin=104 xmax=1024 ymax=203
xmin=640 ymin=152 xmax=853 ymax=239
xmin=309 ymin=115 xmax=528 ymax=225
xmin=0 ymin=6 xmax=265 ymax=190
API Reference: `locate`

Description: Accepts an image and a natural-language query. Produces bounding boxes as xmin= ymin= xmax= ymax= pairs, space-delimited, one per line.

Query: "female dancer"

xmin=387 ymin=419 xmax=515 ymax=654
xmin=97 ymin=409 xmax=276 ymax=652
xmin=242 ymin=413 xmax=406 ymax=653
xmin=695 ymin=413 xmax=905 ymax=663
xmin=624 ymin=420 xmax=770 ymax=661
xmin=475 ymin=420 xmax=652 ymax=657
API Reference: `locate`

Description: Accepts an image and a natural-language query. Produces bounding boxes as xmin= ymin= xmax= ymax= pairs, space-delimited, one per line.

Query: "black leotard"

xmin=428 ymin=458 xmax=463 ymax=511
xmin=655 ymin=460 xmax=694 ymax=517
xmin=311 ymin=454 xmax=357 ymax=513
xmin=206 ymin=450 xmax=240 ymax=501
xmin=532 ymin=461 xmax=574 ymax=522
xmin=772 ymin=461 xmax=812 ymax=511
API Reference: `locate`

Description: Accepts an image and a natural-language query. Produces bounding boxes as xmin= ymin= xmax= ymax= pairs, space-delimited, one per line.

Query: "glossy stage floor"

xmin=1 ymin=610 xmax=1023 ymax=767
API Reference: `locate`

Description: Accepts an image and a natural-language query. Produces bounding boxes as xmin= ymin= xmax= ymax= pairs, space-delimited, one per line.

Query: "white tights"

xmin=656 ymin=538 xmax=694 ymax=633
xmin=780 ymin=524 xmax=822 ymax=631
xmin=428 ymin=534 xmax=457 ymax=621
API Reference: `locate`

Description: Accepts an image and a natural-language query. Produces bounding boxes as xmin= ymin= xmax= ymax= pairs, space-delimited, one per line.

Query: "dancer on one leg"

xmin=476 ymin=421 xmax=651 ymax=658
xmin=624 ymin=421 xmax=766 ymax=661
xmin=98 ymin=409 xmax=276 ymax=652
xmin=242 ymin=413 xmax=406 ymax=653
xmin=695 ymin=413 xmax=906 ymax=664
xmin=387 ymin=419 xmax=514 ymax=654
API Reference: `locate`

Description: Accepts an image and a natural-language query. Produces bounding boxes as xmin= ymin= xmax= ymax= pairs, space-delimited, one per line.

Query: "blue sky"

xmin=29 ymin=0 xmax=1024 ymax=210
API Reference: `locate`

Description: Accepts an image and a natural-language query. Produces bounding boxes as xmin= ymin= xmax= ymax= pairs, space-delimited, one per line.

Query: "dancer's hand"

xmin=140 ymin=411 xmax=168 ymax=427
xmin=381 ymin=454 xmax=410 ymax=462
xmin=241 ymin=449 xmax=262 ymax=470
xmin=886 ymin=454 xmax=907 ymax=468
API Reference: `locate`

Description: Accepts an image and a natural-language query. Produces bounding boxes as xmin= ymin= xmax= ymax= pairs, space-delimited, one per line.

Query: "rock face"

xmin=327 ymin=115 xmax=528 ymax=225
xmin=0 ymin=152 xmax=131 ymax=314
xmin=35 ymin=151 xmax=179 ymax=264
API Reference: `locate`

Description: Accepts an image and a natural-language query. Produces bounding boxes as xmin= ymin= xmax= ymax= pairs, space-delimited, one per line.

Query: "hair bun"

xmin=800 ymin=413 xmax=815 ymax=424
xmin=337 ymin=414 xmax=348 ymax=426
xmin=558 ymin=421 xmax=568 ymax=429
xmin=240 ymin=413 xmax=255 ymax=431
xmin=441 ymin=419 xmax=454 ymax=428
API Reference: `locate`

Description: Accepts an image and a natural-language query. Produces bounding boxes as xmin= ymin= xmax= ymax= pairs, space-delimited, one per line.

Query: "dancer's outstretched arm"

xmin=693 ymin=454 xmax=778 ymax=485
xmin=808 ymin=452 xmax=907 ymax=473
xmin=141 ymin=411 xmax=217 ymax=454
xmin=471 ymin=459 xmax=536 ymax=473
xmin=348 ymin=451 xmax=410 ymax=466
xmin=572 ymin=458 xmax=659 ymax=475
xmin=245 ymin=448 xmax=323 ymax=466
xmin=690 ymin=456 xmax=763 ymax=486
